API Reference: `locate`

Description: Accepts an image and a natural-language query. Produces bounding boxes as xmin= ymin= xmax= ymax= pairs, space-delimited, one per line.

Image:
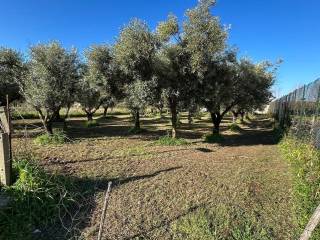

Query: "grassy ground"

xmin=9 ymin=111 xmax=299 ymax=239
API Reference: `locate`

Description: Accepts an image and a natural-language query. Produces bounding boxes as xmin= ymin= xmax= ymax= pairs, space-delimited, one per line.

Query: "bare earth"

xmin=12 ymin=113 xmax=298 ymax=239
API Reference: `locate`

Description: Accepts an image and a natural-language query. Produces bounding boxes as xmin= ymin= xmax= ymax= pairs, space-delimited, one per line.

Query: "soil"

xmin=12 ymin=113 xmax=297 ymax=239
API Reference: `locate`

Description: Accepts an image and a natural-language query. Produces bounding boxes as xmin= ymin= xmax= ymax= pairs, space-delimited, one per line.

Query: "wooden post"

xmin=0 ymin=133 xmax=10 ymax=186
xmin=0 ymin=104 xmax=12 ymax=186
xmin=300 ymin=204 xmax=320 ymax=240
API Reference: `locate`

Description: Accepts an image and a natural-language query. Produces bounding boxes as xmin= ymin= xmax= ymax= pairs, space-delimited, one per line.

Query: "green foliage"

xmin=184 ymin=0 xmax=227 ymax=75
xmin=84 ymin=120 xmax=99 ymax=128
xmin=229 ymin=123 xmax=242 ymax=132
xmin=11 ymin=111 xmax=39 ymax=120
xmin=19 ymin=41 xmax=80 ymax=132
xmin=204 ymin=133 xmax=224 ymax=143
xmin=279 ymin=137 xmax=320 ymax=239
xmin=34 ymin=131 xmax=66 ymax=145
xmin=155 ymin=136 xmax=189 ymax=146
xmin=0 ymin=47 xmax=24 ymax=105
xmin=0 ymin=157 xmax=76 ymax=239
xmin=156 ymin=14 xmax=179 ymax=42
xmin=114 ymin=18 xmax=157 ymax=81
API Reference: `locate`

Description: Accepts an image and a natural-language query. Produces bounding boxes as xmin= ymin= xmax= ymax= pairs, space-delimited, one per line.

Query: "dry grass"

xmin=11 ymin=112 xmax=298 ymax=239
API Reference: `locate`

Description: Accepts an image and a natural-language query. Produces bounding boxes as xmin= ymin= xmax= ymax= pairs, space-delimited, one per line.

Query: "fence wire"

xmin=269 ymin=78 xmax=320 ymax=148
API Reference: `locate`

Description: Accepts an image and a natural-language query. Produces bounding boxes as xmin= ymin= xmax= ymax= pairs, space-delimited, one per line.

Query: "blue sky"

xmin=0 ymin=0 xmax=319 ymax=97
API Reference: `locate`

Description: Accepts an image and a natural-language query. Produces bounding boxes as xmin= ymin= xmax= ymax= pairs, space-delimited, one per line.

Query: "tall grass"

xmin=34 ymin=130 xmax=67 ymax=145
xmin=279 ymin=136 xmax=320 ymax=239
xmin=155 ymin=136 xmax=189 ymax=146
xmin=0 ymin=156 xmax=77 ymax=240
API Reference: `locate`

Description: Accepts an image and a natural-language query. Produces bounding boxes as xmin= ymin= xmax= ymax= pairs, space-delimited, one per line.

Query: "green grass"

xmin=229 ymin=123 xmax=242 ymax=132
xmin=172 ymin=204 xmax=274 ymax=240
xmin=0 ymin=156 xmax=77 ymax=240
xmin=279 ymin=136 xmax=320 ymax=240
xmin=84 ymin=119 xmax=99 ymax=128
xmin=12 ymin=112 xmax=39 ymax=120
xmin=155 ymin=136 xmax=189 ymax=146
xmin=204 ymin=133 xmax=224 ymax=143
xmin=34 ymin=131 xmax=66 ymax=145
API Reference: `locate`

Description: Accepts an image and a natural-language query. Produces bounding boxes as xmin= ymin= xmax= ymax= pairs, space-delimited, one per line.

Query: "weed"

xmin=203 ymin=133 xmax=224 ymax=143
xmin=34 ymin=130 xmax=66 ymax=145
xmin=113 ymin=146 xmax=147 ymax=157
xmin=0 ymin=156 xmax=77 ymax=240
xmin=279 ymin=136 xmax=320 ymax=239
xmin=155 ymin=136 xmax=189 ymax=146
xmin=84 ymin=120 xmax=99 ymax=128
xmin=229 ymin=123 xmax=242 ymax=132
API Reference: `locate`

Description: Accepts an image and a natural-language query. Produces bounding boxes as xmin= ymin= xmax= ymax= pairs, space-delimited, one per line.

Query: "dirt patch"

xmin=12 ymin=114 xmax=297 ymax=239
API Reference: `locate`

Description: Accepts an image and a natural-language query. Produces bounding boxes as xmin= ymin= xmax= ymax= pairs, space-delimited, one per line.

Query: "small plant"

xmin=34 ymin=130 xmax=66 ymax=145
xmin=84 ymin=120 xmax=99 ymax=128
xmin=229 ymin=123 xmax=242 ymax=132
xmin=204 ymin=133 xmax=224 ymax=143
xmin=0 ymin=156 xmax=77 ymax=239
xmin=155 ymin=136 xmax=189 ymax=146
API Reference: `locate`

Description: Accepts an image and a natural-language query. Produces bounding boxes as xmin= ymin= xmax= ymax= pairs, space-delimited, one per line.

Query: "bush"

xmin=0 ymin=157 xmax=77 ymax=239
xmin=229 ymin=123 xmax=242 ymax=132
xmin=204 ymin=133 xmax=224 ymax=143
xmin=34 ymin=131 xmax=66 ymax=145
xmin=279 ymin=136 xmax=320 ymax=239
xmin=155 ymin=136 xmax=189 ymax=146
xmin=84 ymin=120 xmax=99 ymax=128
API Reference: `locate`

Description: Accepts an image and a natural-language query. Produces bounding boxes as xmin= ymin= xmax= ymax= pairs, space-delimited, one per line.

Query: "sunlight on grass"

xmin=155 ymin=136 xmax=189 ymax=146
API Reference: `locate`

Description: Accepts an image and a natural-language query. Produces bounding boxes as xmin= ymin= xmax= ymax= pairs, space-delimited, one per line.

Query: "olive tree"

xmin=114 ymin=19 xmax=158 ymax=130
xmin=0 ymin=47 xmax=24 ymax=105
xmin=124 ymin=79 xmax=156 ymax=129
xmin=232 ymin=59 xmax=275 ymax=122
xmin=155 ymin=14 xmax=195 ymax=138
xmin=102 ymin=97 xmax=116 ymax=118
xmin=19 ymin=42 xmax=80 ymax=134
xmin=77 ymin=45 xmax=116 ymax=121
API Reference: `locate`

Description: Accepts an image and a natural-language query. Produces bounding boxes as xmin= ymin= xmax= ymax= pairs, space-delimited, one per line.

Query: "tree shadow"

xmin=34 ymin=166 xmax=182 ymax=240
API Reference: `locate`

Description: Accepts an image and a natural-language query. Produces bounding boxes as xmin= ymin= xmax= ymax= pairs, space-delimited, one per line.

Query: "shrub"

xmin=204 ymin=133 xmax=224 ymax=143
xmin=279 ymin=136 xmax=320 ymax=239
xmin=229 ymin=123 xmax=242 ymax=132
xmin=34 ymin=131 xmax=66 ymax=145
xmin=155 ymin=136 xmax=189 ymax=146
xmin=84 ymin=120 xmax=99 ymax=128
xmin=0 ymin=157 xmax=77 ymax=239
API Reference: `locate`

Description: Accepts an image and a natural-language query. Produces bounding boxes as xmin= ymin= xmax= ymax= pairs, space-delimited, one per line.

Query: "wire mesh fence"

xmin=269 ymin=78 xmax=320 ymax=148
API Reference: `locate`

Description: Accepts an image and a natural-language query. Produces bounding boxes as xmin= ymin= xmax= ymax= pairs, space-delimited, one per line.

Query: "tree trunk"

xmin=210 ymin=112 xmax=222 ymax=134
xmin=44 ymin=121 xmax=53 ymax=135
xmin=232 ymin=111 xmax=238 ymax=124
xmin=53 ymin=107 xmax=62 ymax=122
xmin=240 ymin=112 xmax=245 ymax=122
xmin=169 ymin=97 xmax=177 ymax=139
xmin=134 ymin=111 xmax=140 ymax=129
xmin=188 ymin=110 xmax=193 ymax=126
xmin=63 ymin=106 xmax=71 ymax=130
xmin=103 ymin=107 xmax=108 ymax=118
xmin=87 ymin=112 xmax=93 ymax=122
xmin=158 ymin=106 xmax=163 ymax=119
